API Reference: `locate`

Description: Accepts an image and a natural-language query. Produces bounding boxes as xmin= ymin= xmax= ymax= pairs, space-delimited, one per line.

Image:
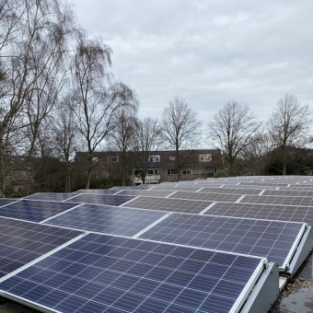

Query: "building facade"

xmin=75 ymin=149 xmax=224 ymax=185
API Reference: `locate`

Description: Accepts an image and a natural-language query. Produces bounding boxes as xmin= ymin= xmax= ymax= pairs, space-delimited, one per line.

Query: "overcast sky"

xmin=73 ymin=0 xmax=313 ymax=124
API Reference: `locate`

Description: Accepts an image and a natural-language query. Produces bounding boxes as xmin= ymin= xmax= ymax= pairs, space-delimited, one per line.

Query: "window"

xmin=182 ymin=168 xmax=191 ymax=175
xmin=167 ymin=168 xmax=177 ymax=175
xmin=169 ymin=156 xmax=175 ymax=161
xmin=149 ymin=155 xmax=160 ymax=162
xmin=148 ymin=169 xmax=158 ymax=175
xmin=194 ymin=168 xmax=204 ymax=175
xmin=108 ymin=156 xmax=119 ymax=162
xmin=92 ymin=156 xmax=98 ymax=163
xmin=199 ymin=154 xmax=212 ymax=162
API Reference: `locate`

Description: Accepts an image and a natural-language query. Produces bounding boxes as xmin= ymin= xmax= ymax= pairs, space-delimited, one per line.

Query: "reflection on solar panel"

xmin=0 ymin=233 xmax=265 ymax=313
xmin=44 ymin=204 xmax=167 ymax=237
xmin=65 ymin=194 xmax=135 ymax=206
xmin=199 ymin=187 xmax=261 ymax=195
xmin=151 ymin=185 xmax=204 ymax=192
xmin=238 ymin=182 xmax=290 ymax=187
xmin=0 ymin=200 xmax=78 ymax=223
xmin=169 ymin=191 xmax=243 ymax=202
xmin=241 ymin=195 xmax=313 ymax=206
xmin=205 ymin=202 xmax=313 ymax=225
xmin=123 ymin=196 xmax=213 ymax=214
xmin=116 ymin=189 xmax=174 ymax=197
xmin=0 ymin=199 xmax=17 ymax=207
xmin=0 ymin=217 xmax=82 ymax=279
xmin=111 ymin=186 xmax=153 ymax=190
xmin=139 ymin=213 xmax=303 ymax=267
xmin=263 ymin=190 xmax=313 ymax=197
xmin=25 ymin=192 xmax=78 ymax=202
xmin=72 ymin=189 xmax=118 ymax=195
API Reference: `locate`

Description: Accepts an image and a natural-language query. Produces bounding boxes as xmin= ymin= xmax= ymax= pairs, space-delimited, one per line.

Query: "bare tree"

xmin=53 ymin=94 xmax=78 ymax=192
xmin=72 ymin=35 xmax=138 ymax=188
xmin=267 ymin=93 xmax=313 ymax=175
xmin=133 ymin=117 xmax=161 ymax=184
xmin=107 ymin=109 xmax=138 ymax=186
xmin=208 ymin=101 xmax=261 ymax=176
xmin=161 ymin=97 xmax=201 ymax=181
xmin=0 ymin=0 xmax=75 ymax=196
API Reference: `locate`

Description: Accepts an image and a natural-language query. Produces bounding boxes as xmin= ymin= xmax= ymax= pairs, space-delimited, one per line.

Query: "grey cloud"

xmin=74 ymin=0 xmax=313 ymax=123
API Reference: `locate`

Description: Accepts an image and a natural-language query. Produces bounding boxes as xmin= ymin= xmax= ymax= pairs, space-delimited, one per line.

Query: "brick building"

xmin=75 ymin=149 xmax=224 ymax=185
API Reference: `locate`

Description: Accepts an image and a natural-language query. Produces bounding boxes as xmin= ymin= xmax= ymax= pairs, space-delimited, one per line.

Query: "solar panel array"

xmin=139 ymin=213 xmax=303 ymax=267
xmin=65 ymin=194 xmax=136 ymax=206
xmin=0 ymin=217 xmax=82 ymax=279
xmin=0 ymin=234 xmax=264 ymax=313
xmin=123 ymin=196 xmax=213 ymax=214
xmin=0 ymin=200 xmax=79 ymax=223
xmin=44 ymin=204 xmax=167 ymax=237
xmin=0 ymin=176 xmax=313 ymax=313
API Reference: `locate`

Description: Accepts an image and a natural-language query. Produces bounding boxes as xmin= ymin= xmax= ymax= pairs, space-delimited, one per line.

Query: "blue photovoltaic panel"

xmin=0 ymin=217 xmax=82 ymax=279
xmin=44 ymin=204 xmax=166 ymax=237
xmin=116 ymin=189 xmax=174 ymax=197
xmin=0 ymin=233 xmax=264 ymax=313
xmin=0 ymin=199 xmax=17 ymax=207
xmin=124 ymin=196 xmax=213 ymax=214
xmin=72 ymin=189 xmax=118 ymax=195
xmin=169 ymin=191 xmax=243 ymax=202
xmin=139 ymin=213 xmax=304 ymax=267
xmin=111 ymin=186 xmax=153 ymax=191
xmin=0 ymin=200 xmax=78 ymax=223
xmin=25 ymin=192 xmax=77 ymax=202
xmin=65 ymin=194 xmax=135 ymax=206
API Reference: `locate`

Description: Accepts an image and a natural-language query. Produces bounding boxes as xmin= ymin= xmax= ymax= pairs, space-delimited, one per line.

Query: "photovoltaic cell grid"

xmin=0 ymin=233 xmax=264 ymax=313
xmin=263 ymin=190 xmax=313 ymax=197
xmin=44 ymin=204 xmax=167 ymax=237
xmin=139 ymin=213 xmax=303 ymax=267
xmin=111 ymin=186 xmax=153 ymax=191
xmin=64 ymin=194 xmax=135 ymax=206
xmin=0 ymin=199 xmax=17 ymax=207
xmin=123 ymin=196 xmax=213 ymax=214
xmin=0 ymin=200 xmax=78 ymax=223
xmin=199 ymin=187 xmax=261 ymax=195
xmin=205 ymin=202 xmax=313 ymax=225
xmin=116 ymin=189 xmax=174 ymax=197
xmin=169 ymin=191 xmax=243 ymax=202
xmin=25 ymin=193 xmax=77 ymax=202
xmin=238 ymin=182 xmax=290 ymax=187
xmin=72 ymin=189 xmax=118 ymax=195
xmin=241 ymin=195 xmax=313 ymax=206
xmin=0 ymin=217 xmax=82 ymax=279
xmin=150 ymin=185 xmax=205 ymax=192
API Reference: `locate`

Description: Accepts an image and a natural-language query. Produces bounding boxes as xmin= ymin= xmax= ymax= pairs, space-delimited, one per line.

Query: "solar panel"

xmin=44 ymin=204 xmax=167 ymax=237
xmin=72 ymin=189 xmax=118 ymax=195
xmin=0 ymin=233 xmax=265 ymax=313
xmin=65 ymin=194 xmax=135 ymax=206
xmin=123 ymin=196 xmax=213 ymax=214
xmin=150 ymin=185 xmax=205 ymax=192
xmin=0 ymin=199 xmax=17 ymax=207
xmin=116 ymin=189 xmax=174 ymax=197
xmin=111 ymin=186 xmax=153 ymax=190
xmin=0 ymin=217 xmax=82 ymax=280
xmin=263 ymin=189 xmax=313 ymax=197
xmin=205 ymin=202 xmax=313 ymax=225
xmin=25 ymin=192 xmax=78 ymax=202
xmin=199 ymin=187 xmax=261 ymax=195
xmin=139 ymin=213 xmax=304 ymax=267
xmin=169 ymin=191 xmax=243 ymax=202
xmin=241 ymin=195 xmax=313 ymax=206
xmin=0 ymin=200 xmax=79 ymax=223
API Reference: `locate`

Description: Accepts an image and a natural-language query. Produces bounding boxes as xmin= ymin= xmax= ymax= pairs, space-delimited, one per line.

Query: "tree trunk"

xmin=86 ymin=167 xmax=92 ymax=189
xmin=64 ymin=161 xmax=71 ymax=192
